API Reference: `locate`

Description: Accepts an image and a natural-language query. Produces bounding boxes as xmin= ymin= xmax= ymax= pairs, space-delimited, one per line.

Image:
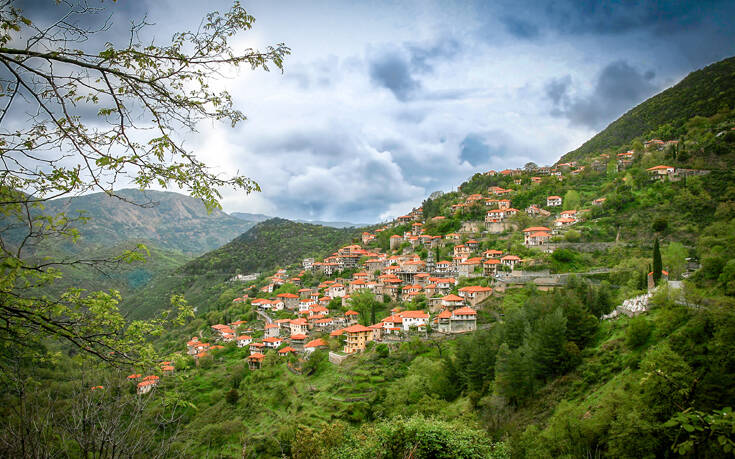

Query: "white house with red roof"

xmin=435 ymin=306 xmax=478 ymax=333
xmin=289 ymin=318 xmax=309 ymax=336
xmin=236 ymin=335 xmax=252 ymax=347
xmin=523 ymin=227 xmax=552 ymax=247
xmin=547 ymin=195 xmax=562 ymax=207
xmin=501 ymin=255 xmax=522 ymax=268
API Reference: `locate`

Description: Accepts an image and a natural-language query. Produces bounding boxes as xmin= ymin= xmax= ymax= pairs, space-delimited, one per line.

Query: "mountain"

xmin=560 ymin=55 xmax=735 ymax=163
xmin=37 ymin=189 xmax=256 ymax=255
xmin=230 ymin=211 xmax=368 ymax=228
xmin=182 ymin=218 xmax=359 ymax=275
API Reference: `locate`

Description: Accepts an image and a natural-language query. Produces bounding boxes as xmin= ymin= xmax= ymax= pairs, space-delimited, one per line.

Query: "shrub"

xmin=625 ymin=316 xmax=652 ymax=348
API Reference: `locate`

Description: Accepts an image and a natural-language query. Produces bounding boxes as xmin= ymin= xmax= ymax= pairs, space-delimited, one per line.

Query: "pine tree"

xmin=653 ymin=238 xmax=663 ymax=285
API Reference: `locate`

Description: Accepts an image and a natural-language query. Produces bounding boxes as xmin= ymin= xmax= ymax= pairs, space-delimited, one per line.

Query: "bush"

xmin=625 ymin=316 xmax=652 ymax=348
xmin=225 ymin=388 xmax=239 ymax=405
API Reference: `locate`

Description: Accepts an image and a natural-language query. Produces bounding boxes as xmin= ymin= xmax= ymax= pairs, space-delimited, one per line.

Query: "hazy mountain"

xmin=230 ymin=211 xmax=369 ymax=228
xmin=34 ymin=189 xmax=256 ymax=255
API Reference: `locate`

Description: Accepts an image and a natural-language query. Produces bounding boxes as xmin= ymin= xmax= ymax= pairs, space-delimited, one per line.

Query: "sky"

xmin=15 ymin=0 xmax=735 ymax=223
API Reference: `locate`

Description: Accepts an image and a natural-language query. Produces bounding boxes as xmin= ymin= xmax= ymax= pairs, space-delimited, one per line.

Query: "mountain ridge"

xmin=559 ymin=55 xmax=735 ymax=163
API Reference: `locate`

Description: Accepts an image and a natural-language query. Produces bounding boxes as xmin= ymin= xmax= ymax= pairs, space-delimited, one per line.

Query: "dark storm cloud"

xmin=500 ymin=16 xmax=540 ymax=39
xmin=407 ymin=39 xmax=460 ymax=73
xmin=368 ymin=51 xmax=421 ymax=102
xmin=368 ymin=38 xmax=463 ymax=102
xmin=491 ymin=0 xmax=735 ymax=38
xmin=547 ymin=60 xmax=657 ymax=130
xmin=545 ymin=75 xmax=572 ymax=107
xmin=459 ymin=134 xmax=491 ymax=166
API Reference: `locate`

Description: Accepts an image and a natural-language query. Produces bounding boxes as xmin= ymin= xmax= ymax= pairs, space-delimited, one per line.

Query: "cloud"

xmin=367 ymin=37 xmax=464 ymax=102
xmin=368 ymin=51 xmax=421 ymax=102
xmin=547 ymin=60 xmax=658 ymax=130
xmin=459 ymin=134 xmax=491 ymax=166
xmin=500 ymin=16 xmax=540 ymax=39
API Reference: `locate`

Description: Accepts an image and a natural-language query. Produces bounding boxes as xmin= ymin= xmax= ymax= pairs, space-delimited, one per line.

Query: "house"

xmin=368 ymin=323 xmax=384 ymax=341
xmin=251 ymin=298 xmax=272 ymax=310
xmin=435 ymin=260 xmax=453 ymax=273
xmin=526 ymin=205 xmax=551 ymax=217
xmin=298 ymin=298 xmax=316 ymax=312
xmin=547 ymin=195 xmax=562 ymax=207
xmin=137 ymin=379 xmax=158 ymax=395
xmin=278 ymin=346 xmax=296 ymax=356
xmin=483 ymin=259 xmax=501 ymax=276
xmin=592 ymin=197 xmax=606 ymax=206
xmin=458 ymin=285 xmax=493 ymax=305
xmin=344 ymin=310 xmax=359 ymax=325
xmin=554 ymin=217 xmax=576 ymax=228
xmin=381 ymin=315 xmax=403 ymax=334
xmin=441 ymin=294 xmax=465 ymax=309
xmin=485 ymin=209 xmax=505 ymax=222
xmin=397 ymin=310 xmax=429 ymax=331
xmin=289 ymin=318 xmax=308 ymax=336
xmin=162 ymin=365 xmax=175 ymax=376
xmin=236 ymin=335 xmax=252 ymax=347
xmin=264 ymin=323 xmax=280 ymax=338
xmin=277 ymin=293 xmax=299 ymax=309
xmin=290 ymin=333 xmax=307 ymax=351
xmin=435 ymin=306 xmax=477 ymax=334
xmin=343 ymin=324 xmax=374 ymax=354
xmin=328 ymin=283 xmax=346 ymax=298
xmin=458 ymin=257 xmax=483 ymax=277
xmin=304 ymin=338 xmax=329 ymax=353
xmin=249 ymin=342 xmax=266 ymax=355
xmin=127 ymin=373 xmax=142 ymax=381
xmin=504 ymin=208 xmax=519 ymax=217
xmin=445 ymin=233 xmax=461 ymax=241
xmin=647 ymin=165 xmax=676 ymax=180
xmin=262 ymin=337 xmax=283 ymax=349
xmin=247 ymin=353 xmax=265 ymax=370
xmin=501 ymin=255 xmax=522 ymax=268
xmin=483 ymin=249 xmax=503 ymax=259
xmin=560 ymin=209 xmax=577 ymax=220
xmin=523 ymin=227 xmax=552 ymax=247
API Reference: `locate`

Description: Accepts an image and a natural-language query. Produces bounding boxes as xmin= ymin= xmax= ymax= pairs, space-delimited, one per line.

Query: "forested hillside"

xmin=561 ymin=56 xmax=735 ymax=163
xmin=182 ymin=218 xmax=361 ymax=275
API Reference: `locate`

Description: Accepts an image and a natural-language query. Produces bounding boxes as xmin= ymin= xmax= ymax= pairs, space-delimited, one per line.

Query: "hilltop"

xmin=231 ymin=212 xmax=369 ymax=228
xmin=560 ymin=55 xmax=735 ymax=163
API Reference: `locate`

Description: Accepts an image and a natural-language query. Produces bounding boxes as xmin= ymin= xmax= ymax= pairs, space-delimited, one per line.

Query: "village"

xmin=125 ymin=139 xmax=707 ymax=394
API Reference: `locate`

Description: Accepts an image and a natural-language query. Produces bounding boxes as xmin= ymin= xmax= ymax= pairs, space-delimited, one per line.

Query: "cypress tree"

xmin=653 ymin=238 xmax=663 ymax=285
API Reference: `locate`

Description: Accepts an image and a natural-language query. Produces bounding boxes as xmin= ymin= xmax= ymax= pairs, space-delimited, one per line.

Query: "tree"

xmin=563 ymin=190 xmax=581 ymax=210
xmin=524 ymin=162 xmax=538 ymax=171
xmin=662 ymin=242 xmax=687 ymax=279
xmin=653 ymin=238 xmax=663 ymax=285
xmin=0 ymin=2 xmax=289 ymax=364
xmin=351 ymin=289 xmax=380 ymax=325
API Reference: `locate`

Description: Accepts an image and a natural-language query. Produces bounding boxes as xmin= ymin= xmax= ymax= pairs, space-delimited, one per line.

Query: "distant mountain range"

xmin=230 ymin=211 xmax=369 ymax=228
xmin=34 ymin=189 xmax=257 ymax=255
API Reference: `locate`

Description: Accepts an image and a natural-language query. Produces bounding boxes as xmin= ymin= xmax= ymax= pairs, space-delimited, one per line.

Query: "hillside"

xmin=29 ymin=189 xmax=256 ymax=255
xmin=182 ymin=218 xmax=361 ymax=275
xmin=560 ymin=55 xmax=735 ymax=163
xmin=121 ymin=218 xmax=362 ymax=318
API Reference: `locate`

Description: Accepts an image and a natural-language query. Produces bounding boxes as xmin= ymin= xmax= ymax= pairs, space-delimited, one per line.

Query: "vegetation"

xmin=183 ymin=218 xmax=361 ymax=276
